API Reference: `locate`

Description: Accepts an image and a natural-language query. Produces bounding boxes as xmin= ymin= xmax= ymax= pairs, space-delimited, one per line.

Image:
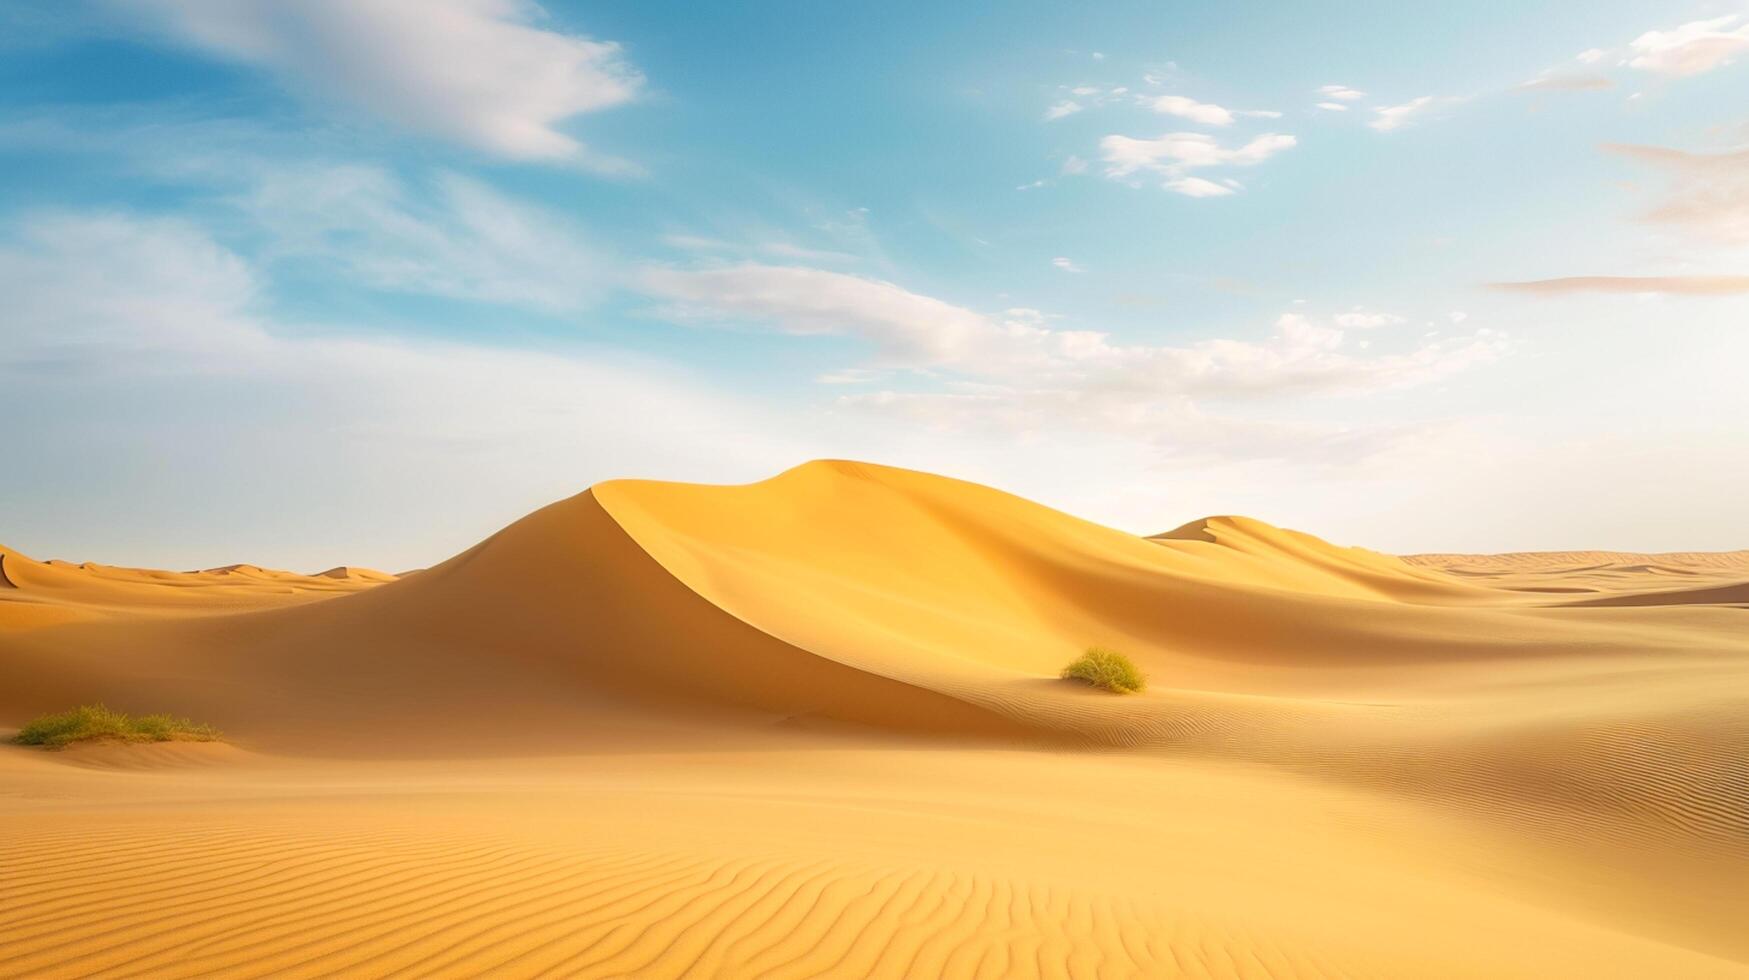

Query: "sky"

xmin=2 ymin=0 xmax=1747 ymax=571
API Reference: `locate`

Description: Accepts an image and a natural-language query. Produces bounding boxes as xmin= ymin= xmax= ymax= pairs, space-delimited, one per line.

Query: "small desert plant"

xmin=13 ymin=704 xmax=220 ymax=748
xmin=1060 ymin=647 xmax=1146 ymax=694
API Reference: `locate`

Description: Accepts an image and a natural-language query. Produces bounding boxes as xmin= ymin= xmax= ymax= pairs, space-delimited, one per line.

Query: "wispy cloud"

xmin=1316 ymin=84 xmax=1365 ymax=102
xmin=1516 ymin=73 xmax=1614 ymax=92
xmin=1368 ymin=96 xmax=1437 ymax=132
xmin=1604 ymin=143 xmax=1749 ymax=246
xmin=1492 ymin=275 xmax=1749 ymax=295
xmin=115 ymin=0 xmax=642 ymax=167
xmin=637 ymin=263 xmax=1510 ymax=408
xmin=639 ymin=263 xmax=994 ymax=366
xmin=241 ymin=164 xmax=610 ymax=312
xmin=1488 ymin=144 xmax=1749 ymax=293
xmin=827 ymin=306 xmax=1508 ymax=466
xmin=1043 ymin=82 xmax=1129 ymax=120
xmin=1051 ymin=256 xmax=1083 ymax=273
xmin=0 ymin=111 xmax=619 ymax=313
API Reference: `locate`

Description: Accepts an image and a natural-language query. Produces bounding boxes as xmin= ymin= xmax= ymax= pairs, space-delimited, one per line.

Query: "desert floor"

xmin=3 ymin=461 xmax=1746 ymax=978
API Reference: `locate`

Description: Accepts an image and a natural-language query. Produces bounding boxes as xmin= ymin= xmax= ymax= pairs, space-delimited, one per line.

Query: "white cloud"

xmin=636 ymin=262 xmax=1510 ymax=407
xmin=1317 ymin=85 xmax=1365 ymax=102
xmin=1051 ymin=256 xmax=1083 ymax=273
xmin=1138 ymin=96 xmax=1280 ymax=126
xmin=1101 ymin=131 xmax=1296 ymax=176
xmin=1061 ymin=155 xmax=1089 ymax=175
xmin=830 ymin=304 xmax=1511 ymax=469
xmin=1315 ymin=102 xmax=1349 ymax=112
xmin=1164 ymin=176 xmax=1235 ymax=198
xmin=1045 ymin=100 xmax=1083 ymax=121
xmin=1627 ymin=15 xmax=1749 ymax=76
xmin=1368 ymin=96 xmax=1436 ymax=132
xmin=1576 ymin=48 xmax=1607 ymax=64
xmin=1142 ymin=95 xmax=1234 ymax=126
xmin=1099 ymin=131 xmax=1295 ymax=195
xmin=0 ymin=214 xmax=1528 ymax=564
xmin=116 ymin=0 xmax=642 ymax=166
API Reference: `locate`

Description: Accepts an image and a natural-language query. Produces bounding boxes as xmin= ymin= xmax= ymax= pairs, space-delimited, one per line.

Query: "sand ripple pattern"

xmin=0 ymin=821 xmax=1368 ymax=980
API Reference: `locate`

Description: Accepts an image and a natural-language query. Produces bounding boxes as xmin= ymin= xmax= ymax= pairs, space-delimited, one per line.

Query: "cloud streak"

xmin=1604 ymin=143 xmax=1749 ymax=246
xmin=1515 ymin=74 xmax=1614 ymax=92
xmin=1492 ymin=275 xmax=1749 ymax=295
xmin=639 ymin=263 xmax=1511 ymax=405
xmin=1368 ymin=96 xmax=1436 ymax=132
xmin=242 ymin=164 xmax=610 ymax=312
xmin=117 ymin=0 xmax=642 ymax=167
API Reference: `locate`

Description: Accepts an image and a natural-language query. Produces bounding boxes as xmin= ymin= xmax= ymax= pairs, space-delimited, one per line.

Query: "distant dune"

xmin=0 ymin=545 xmax=393 ymax=630
xmin=2 ymin=460 xmax=1745 ymax=978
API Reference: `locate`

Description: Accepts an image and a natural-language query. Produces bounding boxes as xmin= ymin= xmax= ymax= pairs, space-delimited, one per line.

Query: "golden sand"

xmin=3 ymin=461 xmax=1745 ymax=977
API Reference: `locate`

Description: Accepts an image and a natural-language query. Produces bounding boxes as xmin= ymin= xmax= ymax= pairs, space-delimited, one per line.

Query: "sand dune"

xmin=0 ymin=545 xmax=393 ymax=631
xmin=1407 ymin=548 xmax=1749 ymax=605
xmin=2 ymin=460 xmax=1746 ymax=977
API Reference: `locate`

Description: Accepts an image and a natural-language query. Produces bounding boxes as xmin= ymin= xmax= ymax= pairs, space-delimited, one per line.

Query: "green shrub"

xmin=13 ymin=704 xmax=220 ymax=748
xmin=1060 ymin=647 xmax=1146 ymax=694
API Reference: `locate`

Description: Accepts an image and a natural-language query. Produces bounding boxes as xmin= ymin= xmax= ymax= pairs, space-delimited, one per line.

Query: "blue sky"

xmin=3 ymin=0 xmax=1747 ymax=570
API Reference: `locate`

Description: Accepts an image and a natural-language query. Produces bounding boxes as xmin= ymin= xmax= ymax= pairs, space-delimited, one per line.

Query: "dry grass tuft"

xmin=1060 ymin=647 xmax=1146 ymax=694
xmin=13 ymin=704 xmax=221 ymax=748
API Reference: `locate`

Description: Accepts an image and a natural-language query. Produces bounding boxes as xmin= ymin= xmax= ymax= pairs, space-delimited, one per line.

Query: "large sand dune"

xmin=3 ymin=461 xmax=1746 ymax=977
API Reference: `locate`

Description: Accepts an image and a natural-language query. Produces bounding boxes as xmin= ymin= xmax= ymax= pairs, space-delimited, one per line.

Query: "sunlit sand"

xmin=3 ymin=461 xmax=1745 ymax=978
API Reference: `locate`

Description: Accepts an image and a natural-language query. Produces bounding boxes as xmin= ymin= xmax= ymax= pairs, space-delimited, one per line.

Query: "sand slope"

xmin=2 ymin=460 xmax=1746 ymax=978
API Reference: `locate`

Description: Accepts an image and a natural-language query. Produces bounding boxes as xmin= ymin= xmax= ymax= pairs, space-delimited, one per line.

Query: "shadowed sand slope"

xmin=2 ymin=460 xmax=1746 ymax=977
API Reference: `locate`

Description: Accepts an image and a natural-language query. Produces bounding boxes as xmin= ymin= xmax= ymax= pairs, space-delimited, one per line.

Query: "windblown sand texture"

xmin=3 ymin=460 xmax=1746 ymax=978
